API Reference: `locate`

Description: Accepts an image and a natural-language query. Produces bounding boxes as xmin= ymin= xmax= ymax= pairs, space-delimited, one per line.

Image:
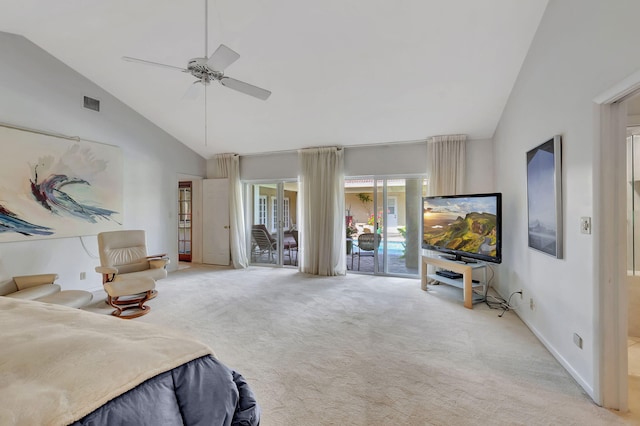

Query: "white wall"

xmin=238 ymin=139 xmax=494 ymax=190
xmin=0 ymin=32 xmax=206 ymax=291
xmin=239 ymin=151 xmax=298 ymax=181
xmin=493 ymin=0 xmax=640 ymax=398
xmin=464 ymin=139 xmax=494 ymax=194
xmin=344 ymin=142 xmax=428 ymax=176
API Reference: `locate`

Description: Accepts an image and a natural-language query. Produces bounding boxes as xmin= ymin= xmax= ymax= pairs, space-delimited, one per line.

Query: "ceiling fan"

xmin=122 ymin=1 xmax=271 ymax=101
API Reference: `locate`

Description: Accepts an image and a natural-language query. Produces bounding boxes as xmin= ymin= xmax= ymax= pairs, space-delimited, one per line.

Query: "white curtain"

xmin=299 ymin=147 xmax=345 ymax=276
xmin=426 ymin=134 xmax=467 ymax=196
xmin=425 ymin=135 xmax=467 ymax=274
xmin=211 ymin=153 xmax=248 ymax=268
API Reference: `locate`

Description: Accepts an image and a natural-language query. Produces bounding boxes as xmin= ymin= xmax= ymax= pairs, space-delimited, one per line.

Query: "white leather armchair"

xmin=95 ymin=230 xmax=169 ymax=285
xmin=95 ymin=230 xmax=169 ymax=318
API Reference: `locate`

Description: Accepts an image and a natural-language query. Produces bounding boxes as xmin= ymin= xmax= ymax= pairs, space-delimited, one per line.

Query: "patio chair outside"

xmin=251 ymin=225 xmax=277 ymax=263
xmin=352 ymin=232 xmax=381 ymax=271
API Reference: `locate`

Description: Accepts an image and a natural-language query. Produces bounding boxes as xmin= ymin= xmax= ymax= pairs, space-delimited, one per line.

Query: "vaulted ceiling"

xmin=0 ymin=0 xmax=548 ymax=158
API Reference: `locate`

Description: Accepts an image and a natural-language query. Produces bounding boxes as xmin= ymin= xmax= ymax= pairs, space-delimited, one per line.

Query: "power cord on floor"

xmin=475 ymin=264 xmax=521 ymax=317
xmin=483 ymin=290 xmax=522 ymax=317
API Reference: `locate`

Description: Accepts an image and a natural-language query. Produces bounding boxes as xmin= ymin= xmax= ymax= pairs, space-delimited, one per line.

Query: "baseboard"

xmin=513 ymin=308 xmax=595 ymax=401
xmin=490 ymin=286 xmax=595 ymax=402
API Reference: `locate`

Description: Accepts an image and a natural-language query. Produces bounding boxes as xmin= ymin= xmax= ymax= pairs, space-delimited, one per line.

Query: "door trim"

xmin=592 ymin=69 xmax=640 ymax=409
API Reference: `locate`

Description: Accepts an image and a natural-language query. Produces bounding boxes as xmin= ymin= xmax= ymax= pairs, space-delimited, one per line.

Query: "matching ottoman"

xmin=104 ymin=277 xmax=156 ymax=319
xmin=2 ymin=274 xmax=93 ymax=310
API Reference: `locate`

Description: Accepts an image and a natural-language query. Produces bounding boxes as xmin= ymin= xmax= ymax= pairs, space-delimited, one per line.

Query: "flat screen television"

xmin=421 ymin=192 xmax=502 ymax=264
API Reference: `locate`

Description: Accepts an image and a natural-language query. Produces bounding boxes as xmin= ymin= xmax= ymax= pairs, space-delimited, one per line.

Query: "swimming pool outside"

xmin=349 ymin=238 xmax=420 ymax=276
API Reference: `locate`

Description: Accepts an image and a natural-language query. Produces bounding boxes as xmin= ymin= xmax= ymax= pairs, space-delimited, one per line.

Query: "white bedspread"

xmin=0 ymin=297 xmax=214 ymax=426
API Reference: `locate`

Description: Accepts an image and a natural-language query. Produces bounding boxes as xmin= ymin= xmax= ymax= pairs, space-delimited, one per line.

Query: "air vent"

xmin=83 ymin=96 xmax=100 ymax=112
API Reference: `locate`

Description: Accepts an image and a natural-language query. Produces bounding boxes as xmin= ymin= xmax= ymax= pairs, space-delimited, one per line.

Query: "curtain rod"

xmin=0 ymin=121 xmax=117 ymax=148
xmin=240 ymin=138 xmax=428 ymax=159
xmin=0 ymin=121 xmax=80 ymax=141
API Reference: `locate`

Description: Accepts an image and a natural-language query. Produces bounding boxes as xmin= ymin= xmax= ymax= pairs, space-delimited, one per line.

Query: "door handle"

xmin=224 ymin=225 xmax=230 ymax=229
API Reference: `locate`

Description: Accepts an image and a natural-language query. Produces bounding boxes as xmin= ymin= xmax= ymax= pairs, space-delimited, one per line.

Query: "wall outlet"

xmin=573 ymin=333 xmax=583 ymax=349
xmin=529 ymin=298 xmax=535 ymax=311
xmin=580 ymin=217 xmax=591 ymax=234
xmin=80 ymin=272 xmax=86 ymax=280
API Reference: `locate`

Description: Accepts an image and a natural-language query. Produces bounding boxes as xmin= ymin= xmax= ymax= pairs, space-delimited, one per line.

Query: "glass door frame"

xmin=346 ymin=175 xmax=425 ymax=277
xmin=374 ymin=179 xmax=384 ymax=273
xmin=627 ymin=128 xmax=640 ymax=276
xmin=244 ymin=180 xmax=298 ymax=267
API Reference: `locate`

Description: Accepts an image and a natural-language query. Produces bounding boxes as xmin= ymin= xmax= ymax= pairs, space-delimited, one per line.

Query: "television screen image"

xmin=422 ymin=193 xmax=502 ymax=264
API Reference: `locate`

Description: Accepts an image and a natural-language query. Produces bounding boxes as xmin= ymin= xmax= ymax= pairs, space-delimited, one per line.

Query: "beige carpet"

xmin=84 ymin=264 xmax=639 ymax=425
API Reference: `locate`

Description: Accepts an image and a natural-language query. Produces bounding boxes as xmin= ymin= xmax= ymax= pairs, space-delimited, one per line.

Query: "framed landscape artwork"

xmin=0 ymin=125 xmax=123 ymax=243
xmin=526 ymin=135 xmax=563 ymax=258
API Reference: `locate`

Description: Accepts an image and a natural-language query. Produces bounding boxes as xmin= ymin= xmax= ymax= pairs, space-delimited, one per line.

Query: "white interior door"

xmin=202 ymin=178 xmax=230 ymax=265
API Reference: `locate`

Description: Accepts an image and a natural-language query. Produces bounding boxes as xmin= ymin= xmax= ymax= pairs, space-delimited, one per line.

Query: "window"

xmin=258 ymin=196 xmax=267 ymax=225
xmin=283 ymin=198 xmax=290 ymax=229
xmin=271 ymin=196 xmax=278 ymax=232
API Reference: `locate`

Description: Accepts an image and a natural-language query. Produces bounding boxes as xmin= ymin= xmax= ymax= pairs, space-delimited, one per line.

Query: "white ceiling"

xmin=0 ymin=0 xmax=548 ymax=158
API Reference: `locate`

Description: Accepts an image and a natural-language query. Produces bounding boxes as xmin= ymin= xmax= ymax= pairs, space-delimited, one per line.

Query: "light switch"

xmin=580 ymin=217 xmax=591 ymax=234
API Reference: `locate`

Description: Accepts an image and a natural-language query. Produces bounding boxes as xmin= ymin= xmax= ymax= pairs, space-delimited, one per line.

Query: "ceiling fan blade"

xmin=220 ymin=77 xmax=271 ymax=100
xmin=206 ymin=44 xmax=240 ymax=71
xmin=182 ymin=81 xmax=202 ymax=100
xmin=122 ymin=56 xmax=187 ymax=72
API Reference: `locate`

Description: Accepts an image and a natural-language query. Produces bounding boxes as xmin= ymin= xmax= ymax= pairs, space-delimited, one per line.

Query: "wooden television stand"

xmin=421 ymin=254 xmax=488 ymax=309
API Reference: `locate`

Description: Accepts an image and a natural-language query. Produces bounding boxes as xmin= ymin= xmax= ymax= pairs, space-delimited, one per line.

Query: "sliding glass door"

xmin=246 ymin=181 xmax=298 ymax=267
xmin=345 ymin=177 xmax=425 ymax=276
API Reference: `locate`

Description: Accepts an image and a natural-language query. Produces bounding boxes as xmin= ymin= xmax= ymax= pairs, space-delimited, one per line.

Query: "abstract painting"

xmin=0 ymin=126 xmax=122 ymax=242
xmin=526 ymin=135 xmax=562 ymax=258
